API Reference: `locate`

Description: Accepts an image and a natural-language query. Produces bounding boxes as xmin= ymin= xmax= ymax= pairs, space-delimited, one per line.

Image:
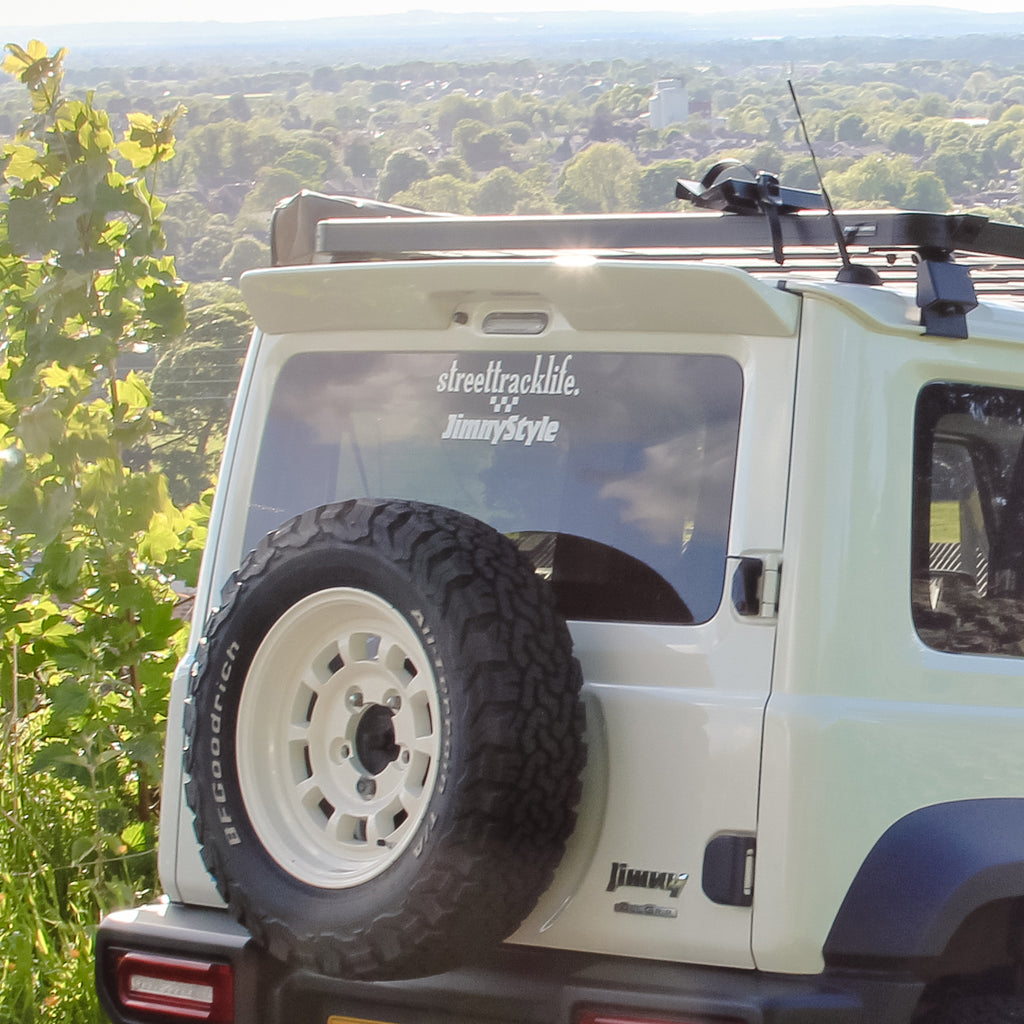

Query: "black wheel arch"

xmin=824 ymin=798 xmax=1024 ymax=964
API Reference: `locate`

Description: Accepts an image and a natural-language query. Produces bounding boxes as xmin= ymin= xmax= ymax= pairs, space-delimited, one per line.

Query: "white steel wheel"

xmin=236 ymin=587 xmax=441 ymax=888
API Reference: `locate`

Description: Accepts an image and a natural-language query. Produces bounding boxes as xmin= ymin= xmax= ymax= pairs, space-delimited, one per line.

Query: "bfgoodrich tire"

xmin=184 ymin=498 xmax=585 ymax=980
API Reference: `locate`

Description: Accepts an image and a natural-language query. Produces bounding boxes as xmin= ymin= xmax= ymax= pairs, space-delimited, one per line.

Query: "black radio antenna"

xmin=787 ymin=79 xmax=882 ymax=285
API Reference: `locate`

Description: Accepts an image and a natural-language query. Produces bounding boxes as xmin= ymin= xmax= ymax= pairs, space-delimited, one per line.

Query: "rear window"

xmin=246 ymin=350 xmax=743 ymax=624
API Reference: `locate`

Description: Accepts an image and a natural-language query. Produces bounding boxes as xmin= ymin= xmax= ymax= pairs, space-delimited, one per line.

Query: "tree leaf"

xmin=17 ymin=396 xmax=64 ymax=455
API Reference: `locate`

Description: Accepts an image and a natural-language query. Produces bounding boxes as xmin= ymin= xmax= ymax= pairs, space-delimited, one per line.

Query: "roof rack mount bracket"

xmin=916 ymin=252 xmax=978 ymax=340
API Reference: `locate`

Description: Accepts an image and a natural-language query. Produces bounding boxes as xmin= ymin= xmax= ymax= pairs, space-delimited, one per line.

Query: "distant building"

xmin=649 ymin=80 xmax=689 ymax=131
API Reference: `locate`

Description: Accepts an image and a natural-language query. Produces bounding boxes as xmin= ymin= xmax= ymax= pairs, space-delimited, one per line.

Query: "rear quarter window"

xmin=912 ymin=382 xmax=1024 ymax=657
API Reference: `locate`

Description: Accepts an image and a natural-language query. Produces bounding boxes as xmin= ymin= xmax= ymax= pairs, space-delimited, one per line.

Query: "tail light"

xmin=113 ymin=951 xmax=234 ymax=1023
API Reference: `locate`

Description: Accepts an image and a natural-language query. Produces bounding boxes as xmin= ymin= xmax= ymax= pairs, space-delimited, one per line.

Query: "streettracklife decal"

xmin=437 ymin=354 xmax=580 ymax=447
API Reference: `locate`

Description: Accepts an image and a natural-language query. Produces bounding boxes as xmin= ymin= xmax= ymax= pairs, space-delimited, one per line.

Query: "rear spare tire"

xmin=184 ymin=498 xmax=585 ymax=980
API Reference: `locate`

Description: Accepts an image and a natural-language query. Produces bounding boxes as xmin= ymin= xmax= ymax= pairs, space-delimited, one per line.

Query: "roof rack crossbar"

xmin=308 ymin=210 xmax=1024 ymax=266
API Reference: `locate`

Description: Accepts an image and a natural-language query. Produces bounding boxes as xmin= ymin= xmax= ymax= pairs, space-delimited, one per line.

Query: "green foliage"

xmin=0 ymin=40 xmax=207 ymax=1020
xmin=240 ymin=165 xmax=304 ymax=218
xmin=636 ymin=159 xmax=695 ymax=211
xmin=1 ymin=725 xmax=106 ymax=1023
xmin=344 ymin=135 xmax=377 ymax=178
xmin=391 ymin=174 xmax=474 ymax=214
xmin=557 ymin=142 xmax=641 ymax=213
xmin=472 ymin=166 xmax=526 ymax=214
xmin=835 ymin=112 xmax=867 ymax=144
xmin=59 ymin=44 xmax=1024 ymax=278
xmin=219 ymin=234 xmax=271 ymax=280
xmin=436 ymin=92 xmax=493 ymax=141
xmin=452 ymin=118 xmax=511 ymax=170
xmin=824 ymin=153 xmax=912 ymax=207
xmin=903 ymin=170 xmax=951 ymax=212
xmin=377 ymin=147 xmax=430 ymax=201
xmin=149 ymin=285 xmax=251 ymax=505
xmin=434 ymin=154 xmax=472 ymax=180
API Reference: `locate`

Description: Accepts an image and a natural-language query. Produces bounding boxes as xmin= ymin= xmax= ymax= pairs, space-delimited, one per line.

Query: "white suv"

xmin=97 ymin=183 xmax=1024 ymax=1024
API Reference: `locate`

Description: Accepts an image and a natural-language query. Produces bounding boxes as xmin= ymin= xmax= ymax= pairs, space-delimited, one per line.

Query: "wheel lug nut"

xmin=356 ymin=777 xmax=376 ymax=800
xmin=385 ymin=695 xmax=401 ymax=710
xmin=347 ymin=691 xmax=364 ymax=708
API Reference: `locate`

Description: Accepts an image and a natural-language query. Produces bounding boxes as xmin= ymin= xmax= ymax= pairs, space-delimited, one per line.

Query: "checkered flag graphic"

xmin=490 ymin=395 xmax=520 ymax=413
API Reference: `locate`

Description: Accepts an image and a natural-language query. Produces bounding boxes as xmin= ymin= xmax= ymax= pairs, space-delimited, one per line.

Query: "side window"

xmin=912 ymin=384 xmax=1024 ymax=656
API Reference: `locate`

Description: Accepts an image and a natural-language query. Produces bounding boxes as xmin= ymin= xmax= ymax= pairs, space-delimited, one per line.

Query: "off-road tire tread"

xmin=184 ymin=498 xmax=585 ymax=980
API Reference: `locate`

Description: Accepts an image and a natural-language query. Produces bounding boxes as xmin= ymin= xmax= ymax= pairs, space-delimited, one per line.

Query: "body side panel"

xmin=754 ymin=292 xmax=1024 ymax=973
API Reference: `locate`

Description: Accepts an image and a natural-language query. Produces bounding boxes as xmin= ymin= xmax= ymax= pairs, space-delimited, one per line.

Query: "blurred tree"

xmin=472 ymin=167 xmax=525 ymax=213
xmin=311 ymin=65 xmax=341 ymax=92
xmin=391 ymin=174 xmax=474 ymax=214
xmin=344 ymin=135 xmax=376 ymax=177
xmin=588 ymin=102 xmax=615 ymax=142
xmin=902 ymin=171 xmax=950 ymax=211
xmin=434 ymin=154 xmax=472 ymax=179
xmin=888 ymin=124 xmax=926 ymax=156
xmin=278 ymin=146 xmax=329 ymax=182
xmin=150 ymin=288 xmax=251 ymax=504
xmin=219 ymin=235 xmax=271 ymax=281
xmin=637 ymin=158 xmax=696 ymax=211
xmin=925 ymin=148 xmax=976 ymax=196
xmin=183 ymin=235 xmax=233 ymax=281
xmin=825 ymin=154 xmax=915 ymax=207
xmin=226 ymin=93 xmax=251 ymax=121
xmin=437 ymin=93 xmax=493 ymax=141
xmin=557 ymin=142 xmax=641 ymax=212
xmin=504 ymin=120 xmax=534 ymax=145
xmin=835 ymin=112 xmax=867 ymax=143
xmin=378 ymin=147 xmax=430 ymax=200
xmin=453 ymin=118 xmax=512 ymax=170
xmin=919 ymin=92 xmax=952 ymax=117
xmin=241 ymin=166 xmax=304 ymax=218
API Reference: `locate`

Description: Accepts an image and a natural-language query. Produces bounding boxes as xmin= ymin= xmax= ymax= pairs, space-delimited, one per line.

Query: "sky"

xmin=7 ymin=0 xmax=1024 ymax=27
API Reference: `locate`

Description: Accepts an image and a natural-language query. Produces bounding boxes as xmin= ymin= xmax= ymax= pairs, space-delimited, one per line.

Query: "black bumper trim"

xmin=96 ymin=902 xmax=923 ymax=1024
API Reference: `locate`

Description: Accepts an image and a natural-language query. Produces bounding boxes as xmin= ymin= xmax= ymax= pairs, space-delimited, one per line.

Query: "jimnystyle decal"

xmin=437 ymin=354 xmax=580 ymax=446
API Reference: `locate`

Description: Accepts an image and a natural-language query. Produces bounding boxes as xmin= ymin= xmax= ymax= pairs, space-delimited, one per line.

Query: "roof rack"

xmin=309 ymin=209 xmax=1024 ymax=265
xmin=269 ymin=190 xmax=1024 ymax=340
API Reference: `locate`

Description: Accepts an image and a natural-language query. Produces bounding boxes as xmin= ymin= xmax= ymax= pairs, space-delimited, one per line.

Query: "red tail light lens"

xmin=115 ymin=952 xmax=234 ymax=1023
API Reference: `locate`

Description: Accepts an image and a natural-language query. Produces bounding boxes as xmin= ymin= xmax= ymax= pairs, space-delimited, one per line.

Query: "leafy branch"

xmin=0 ymin=41 xmax=207 ymax=1018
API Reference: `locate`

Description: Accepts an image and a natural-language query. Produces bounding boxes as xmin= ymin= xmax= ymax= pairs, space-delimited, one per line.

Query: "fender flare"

xmin=824 ymin=798 xmax=1024 ymax=962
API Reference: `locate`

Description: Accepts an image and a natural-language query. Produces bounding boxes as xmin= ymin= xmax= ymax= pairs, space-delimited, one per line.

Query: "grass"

xmin=0 ymin=714 xmax=156 ymax=1024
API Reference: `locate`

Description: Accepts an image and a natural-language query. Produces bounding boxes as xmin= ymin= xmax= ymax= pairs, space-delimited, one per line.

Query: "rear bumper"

xmin=96 ymin=901 xmax=923 ymax=1024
